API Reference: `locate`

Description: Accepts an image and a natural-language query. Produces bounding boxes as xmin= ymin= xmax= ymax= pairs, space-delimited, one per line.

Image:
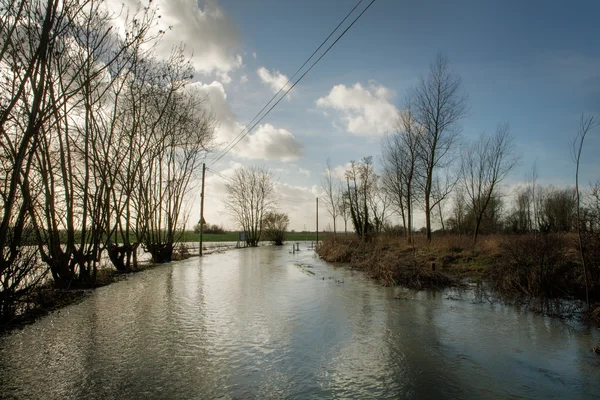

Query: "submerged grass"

xmin=316 ymin=233 xmax=600 ymax=311
xmin=316 ymin=235 xmax=469 ymax=290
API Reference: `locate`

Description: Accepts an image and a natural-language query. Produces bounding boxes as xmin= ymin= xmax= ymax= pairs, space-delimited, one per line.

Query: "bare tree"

xmin=136 ymin=55 xmax=215 ymax=263
xmin=461 ymin=123 xmax=519 ymax=243
xmin=370 ymin=183 xmax=391 ymax=233
xmin=572 ymin=114 xmax=598 ymax=311
xmin=529 ymin=162 xmax=540 ymax=232
xmin=381 ymin=134 xmax=407 ymax=235
xmin=338 ymin=185 xmax=350 ymax=235
xmin=225 ymin=166 xmax=275 ymax=247
xmin=449 ymin=188 xmax=466 ymax=235
xmin=321 ymin=158 xmax=340 ymax=239
xmin=508 ymin=186 xmax=532 ymax=233
xmin=381 ymin=105 xmax=423 ymax=242
xmin=537 ymin=186 xmax=576 ymax=233
xmin=431 ymin=173 xmax=457 ymax=233
xmin=345 ymin=157 xmax=377 ymax=240
xmin=587 ymin=180 xmax=600 ymax=232
xmin=412 ymin=53 xmax=468 ymax=241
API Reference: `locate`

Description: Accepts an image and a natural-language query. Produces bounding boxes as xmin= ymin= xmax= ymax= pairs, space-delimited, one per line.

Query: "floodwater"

xmin=0 ymin=245 xmax=599 ymax=399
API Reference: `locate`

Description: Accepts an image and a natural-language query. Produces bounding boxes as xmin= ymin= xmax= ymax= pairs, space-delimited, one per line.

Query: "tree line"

xmin=321 ymin=54 xmax=599 ymax=245
xmin=0 ymin=0 xmax=214 ymax=324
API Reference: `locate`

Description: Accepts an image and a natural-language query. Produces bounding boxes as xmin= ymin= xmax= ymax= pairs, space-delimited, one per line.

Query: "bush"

xmin=579 ymin=230 xmax=600 ymax=295
xmin=262 ymin=211 xmax=289 ymax=245
xmin=487 ymin=234 xmax=578 ymax=297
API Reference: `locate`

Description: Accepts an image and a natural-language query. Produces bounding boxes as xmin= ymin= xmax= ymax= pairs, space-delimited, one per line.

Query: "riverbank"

xmin=316 ymin=234 xmax=600 ymax=322
xmin=0 ymin=243 xmax=237 ymax=334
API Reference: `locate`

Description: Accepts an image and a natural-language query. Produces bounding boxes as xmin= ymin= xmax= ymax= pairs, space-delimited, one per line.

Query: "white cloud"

xmin=271 ymin=165 xmax=311 ymax=178
xmin=109 ymin=0 xmax=243 ymax=79
xmin=239 ymin=124 xmax=303 ymax=162
xmin=257 ymin=67 xmax=292 ymax=95
xmin=187 ymin=82 xmax=302 ymax=162
xmin=297 ymin=167 xmax=311 ymax=177
xmin=240 ymin=74 xmax=248 ymax=84
xmin=252 ymin=52 xmax=257 ymax=59
xmin=187 ymin=80 xmax=239 ymax=141
xmin=331 ymin=163 xmax=352 ymax=181
xmin=316 ymin=82 xmax=398 ymax=136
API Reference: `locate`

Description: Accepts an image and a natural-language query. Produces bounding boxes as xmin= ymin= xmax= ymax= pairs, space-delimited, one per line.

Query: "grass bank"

xmin=316 ymin=234 xmax=600 ymax=320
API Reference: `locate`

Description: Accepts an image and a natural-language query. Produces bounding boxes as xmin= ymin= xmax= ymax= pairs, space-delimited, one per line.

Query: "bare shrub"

xmin=488 ymin=234 xmax=576 ymax=297
xmin=316 ymin=236 xmax=455 ymax=289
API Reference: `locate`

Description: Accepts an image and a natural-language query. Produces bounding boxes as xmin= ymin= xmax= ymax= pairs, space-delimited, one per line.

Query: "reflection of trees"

xmin=378 ymin=290 xmax=461 ymax=397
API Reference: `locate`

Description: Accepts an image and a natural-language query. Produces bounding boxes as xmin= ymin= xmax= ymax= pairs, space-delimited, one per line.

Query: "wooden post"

xmin=199 ymin=163 xmax=206 ymax=256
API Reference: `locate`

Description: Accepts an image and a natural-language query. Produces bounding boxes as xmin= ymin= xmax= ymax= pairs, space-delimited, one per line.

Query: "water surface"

xmin=1 ymin=245 xmax=599 ymax=399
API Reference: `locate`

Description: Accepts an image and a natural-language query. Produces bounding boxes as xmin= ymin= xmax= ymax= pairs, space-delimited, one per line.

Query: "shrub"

xmin=262 ymin=211 xmax=289 ymax=245
xmin=487 ymin=234 xmax=577 ymax=297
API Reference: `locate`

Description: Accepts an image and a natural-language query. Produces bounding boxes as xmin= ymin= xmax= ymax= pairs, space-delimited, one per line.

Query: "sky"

xmin=122 ymin=0 xmax=600 ymax=232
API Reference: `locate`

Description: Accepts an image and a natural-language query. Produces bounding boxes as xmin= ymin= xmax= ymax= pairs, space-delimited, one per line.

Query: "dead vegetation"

xmin=317 ymin=233 xmax=600 ymax=308
xmin=317 ymin=235 xmax=477 ymax=289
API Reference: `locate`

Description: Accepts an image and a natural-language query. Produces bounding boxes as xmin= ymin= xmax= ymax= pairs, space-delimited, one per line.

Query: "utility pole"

xmin=316 ymin=197 xmax=319 ymax=245
xmin=199 ymin=163 xmax=206 ymax=256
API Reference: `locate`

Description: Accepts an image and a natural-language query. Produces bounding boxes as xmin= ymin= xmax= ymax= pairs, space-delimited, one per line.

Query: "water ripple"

xmin=0 ymin=245 xmax=599 ymax=399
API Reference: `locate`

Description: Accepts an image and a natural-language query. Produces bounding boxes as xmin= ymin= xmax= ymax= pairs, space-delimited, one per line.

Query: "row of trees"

xmin=224 ymin=166 xmax=290 ymax=246
xmin=1 ymin=0 xmax=214 ymax=323
xmin=320 ymin=54 xmax=599 ymax=245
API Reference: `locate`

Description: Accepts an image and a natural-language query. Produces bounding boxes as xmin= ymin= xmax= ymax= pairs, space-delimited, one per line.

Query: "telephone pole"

xmin=316 ymin=197 xmax=319 ymax=245
xmin=199 ymin=163 xmax=206 ymax=256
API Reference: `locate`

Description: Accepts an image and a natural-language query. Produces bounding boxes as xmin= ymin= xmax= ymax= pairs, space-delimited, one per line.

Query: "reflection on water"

xmin=0 ymin=245 xmax=599 ymax=399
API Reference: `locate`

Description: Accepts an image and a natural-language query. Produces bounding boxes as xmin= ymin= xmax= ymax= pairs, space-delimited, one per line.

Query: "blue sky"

xmin=139 ymin=0 xmax=600 ymax=230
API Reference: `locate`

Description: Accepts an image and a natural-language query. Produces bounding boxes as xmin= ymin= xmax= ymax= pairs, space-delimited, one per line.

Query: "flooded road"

xmin=1 ymin=245 xmax=599 ymax=399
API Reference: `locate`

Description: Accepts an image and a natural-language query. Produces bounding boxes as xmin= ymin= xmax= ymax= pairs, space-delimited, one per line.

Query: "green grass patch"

xmin=179 ymin=231 xmax=321 ymax=243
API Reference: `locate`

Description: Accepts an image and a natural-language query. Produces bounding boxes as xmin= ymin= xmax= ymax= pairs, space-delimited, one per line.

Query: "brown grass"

xmin=317 ymin=235 xmax=482 ymax=289
xmin=317 ymin=233 xmax=599 ymax=305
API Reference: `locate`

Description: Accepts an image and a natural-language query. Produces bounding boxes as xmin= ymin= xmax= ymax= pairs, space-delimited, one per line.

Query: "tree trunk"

xmin=425 ymin=195 xmax=432 ymax=242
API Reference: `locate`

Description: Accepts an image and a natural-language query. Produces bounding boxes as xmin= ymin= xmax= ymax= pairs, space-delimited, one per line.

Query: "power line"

xmin=208 ymin=0 xmax=365 ymax=165
xmin=209 ymin=0 xmax=377 ymax=167
xmin=206 ymin=167 xmax=234 ymax=183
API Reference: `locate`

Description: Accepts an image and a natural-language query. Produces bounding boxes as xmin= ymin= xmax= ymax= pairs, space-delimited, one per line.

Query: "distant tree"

xmin=338 ymin=187 xmax=351 ymax=235
xmin=345 ymin=157 xmax=377 ymax=240
xmin=412 ymin=54 xmax=468 ymax=242
xmin=370 ymin=183 xmax=391 ymax=234
xmin=586 ymin=180 xmax=600 ymax=232
xmin=451 ymin=188 xmax=467 ymax=235
xmin=381 ymin=103 xmax=423 ymax=242
xmin=262 ymin=211 xmax=289 ymax=245
xmin=321 ymin=158 xmax=341 ymax=239
xmin=538 ymin=186 xmax=576 ymax=233
xmin=460 ymin=124 xmax=519 ymax=243
xmin=505 ymin=187 xmax=532 ymax=233
xmin=572 ymin=114 xmax=598 ymax=310
xmin=193 ymin=223 xmax=225 ymax=234
xmin=224 ymin=166 xmax=275 ymax=247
